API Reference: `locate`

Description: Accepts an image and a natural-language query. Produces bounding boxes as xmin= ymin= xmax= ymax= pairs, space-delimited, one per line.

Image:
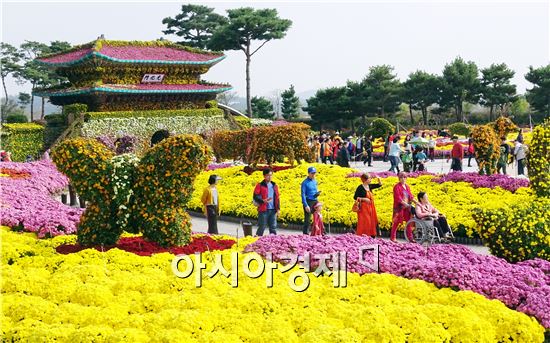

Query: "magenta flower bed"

xmin=206 ymin=162 xmax=234 ymax=171
xmin=100 ymin=46 xmax=221 ymax=62
xmin=0 ymin=160 xmax=82 ymax=237
xmin=432 ymin=172 xmax=529 ymax=192
xmin=245 ymin=234 xmax=550 ymax=328
xmin=347 ymin=171 xmax=434 ymax=178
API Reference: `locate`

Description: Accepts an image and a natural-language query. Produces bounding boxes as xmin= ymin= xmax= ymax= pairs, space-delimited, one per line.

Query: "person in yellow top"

xmin=201 ymin=174 xmax=222 ymax=234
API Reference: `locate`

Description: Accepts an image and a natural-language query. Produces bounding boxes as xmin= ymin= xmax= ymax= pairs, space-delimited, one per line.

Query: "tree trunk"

xmin=30 ymin=92 xmax=35 ymax=121
xmin=350 ymin=119 xmax=355 ymax=133
xmin=40 ymin=97 xmax=45 ymax=119
xmin=408 ymin=104 xmax=414 ymax=125
xmin=422 ymin=107 xmax=428 ymax=125
xmin=489 ymin=105 xmax=494 ymax=121
xmin=245 ymin=44 xmax=252 ymax=117
xmin=1 ymin=76 xmax=8 ymax=106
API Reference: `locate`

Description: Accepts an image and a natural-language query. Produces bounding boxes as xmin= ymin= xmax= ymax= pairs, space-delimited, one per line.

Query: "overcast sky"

xmin=2 ymin=1 xmax=549 ymax=99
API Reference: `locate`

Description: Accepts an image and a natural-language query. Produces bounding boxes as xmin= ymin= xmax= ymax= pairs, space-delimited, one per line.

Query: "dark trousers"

xmin=433 ymin=216 xmax=450 ymax=237
xmin=428 ymin=148 xmax=435 ymax=161
xmin=256 ymin=209 xmax=277 ymax=236
xmin=362 ymin=150 xmax=372 ymax=166
xmin=206 ymin=205 xmax=218 ymax=234
xmin=322 ymin=156 xmax=333 ymax=164
xmin=303 ymin=199 xmax=318 ymax=234
xmin=518 ymin=159 xmax=525 ymax=175
xmin=468 ymin=152 xmax=474 ymax=167
xmin=451 ymin=158 xmax=462 ymax=171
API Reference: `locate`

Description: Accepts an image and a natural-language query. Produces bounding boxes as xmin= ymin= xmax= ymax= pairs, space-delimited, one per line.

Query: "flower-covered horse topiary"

xmin=51 ymin=134 xmax=210 ymax=247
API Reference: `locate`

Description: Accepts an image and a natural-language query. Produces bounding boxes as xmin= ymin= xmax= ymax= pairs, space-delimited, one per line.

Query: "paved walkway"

xmin=190 ymin=215 xmax=491 ymax=256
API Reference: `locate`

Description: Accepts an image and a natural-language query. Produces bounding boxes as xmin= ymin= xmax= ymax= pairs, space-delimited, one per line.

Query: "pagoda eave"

xmin=37 ymin=51 xmax=226 ymax=68
xmin=34 ymin=85 xmax=232 ymax=98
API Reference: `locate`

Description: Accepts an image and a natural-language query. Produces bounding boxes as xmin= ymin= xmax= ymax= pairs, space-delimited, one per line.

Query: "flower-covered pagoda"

xmin=34 ymin=39 xmax=231 ymax=111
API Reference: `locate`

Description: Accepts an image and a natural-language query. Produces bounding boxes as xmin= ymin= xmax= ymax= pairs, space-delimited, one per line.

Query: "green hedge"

xmin=85 ymin=107 xmax=224 ymax=120
xmin=1 ymin=123 xmax=44 ymax=161
xmin=234 ymin=116 xmax=251 ymax=129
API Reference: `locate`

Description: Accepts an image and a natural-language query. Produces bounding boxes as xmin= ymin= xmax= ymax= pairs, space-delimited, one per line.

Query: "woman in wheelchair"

xmin=415 ymin=192 xmax=452 ymax=240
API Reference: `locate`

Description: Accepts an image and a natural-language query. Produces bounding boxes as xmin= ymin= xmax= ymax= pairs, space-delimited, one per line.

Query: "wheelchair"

xmin=405 ymin=207 xmax=454 ymax=245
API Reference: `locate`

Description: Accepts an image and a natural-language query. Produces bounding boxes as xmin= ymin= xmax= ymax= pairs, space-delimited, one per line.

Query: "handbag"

xmin=352 ymin=199 xmax=361 ymax=212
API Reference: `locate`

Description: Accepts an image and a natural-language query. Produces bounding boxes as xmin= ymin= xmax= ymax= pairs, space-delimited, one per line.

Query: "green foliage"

xmin=1 ymin=43 xmax=24 ymax=103
xmin=17 ymin=92 xmax=31 ymax=108
xmin=304 ymin=87 xmax=348 ymax=125
xmin=251 ymin=96 xmax=274 ymax=119
xmin=281 ymin=84 xmax=300 ymax=119
xmin=6 ymin=114 xmax=28 ymax=123
xmin=368 ymin=118 xmax=395 ymax=139
xmin=1 ymin=123 xmax=44 ymax=161
xmin=64 ymin=103 xmax=88 ymax=116
xmin=528 ymin=118 xmax=550 ymax=197
xmin=510 ymin=96 xmax=530 ymax=116
xmin=440 ymin=57 xmax=480 ymax=121
xmin=207 ymin=7 xmax=292 ymax=116
xmin=472 ymin=199 xmax=550 ymax=263
xmin=402 ymin=71 xmax=441 ymax=125
xmin=448 ymin=122 xmax=471 ymax=137
xmin=362 ymin=65 xmax=402 ymax=117
xmin=479 ymin=63 xmax=517 ymax=120
xmin=162 ymin=4 xmax=227 ymax=49
xmin=525 ymin=64 xmax=550 ymax=115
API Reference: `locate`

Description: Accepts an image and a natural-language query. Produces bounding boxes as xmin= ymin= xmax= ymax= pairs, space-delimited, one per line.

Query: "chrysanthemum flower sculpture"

xmin=51 ymin=134 xmax=210 ymax=247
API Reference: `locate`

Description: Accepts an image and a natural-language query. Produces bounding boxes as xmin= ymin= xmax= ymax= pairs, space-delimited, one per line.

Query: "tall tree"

xmin=362 ymin=65 xmax=402 ymax=117
xmin=345 ymin=80 xmax=369 ymax=127
xmin=208 ymin=8 xmax=292 ymax=116
xmin=0 ymin=43 xmax=23 ymax=106
xmin=162 ymin=4 xmax=227 ymax=49
xmin=303 ymin=87 xmax=348 ymax=130
xmin=251 ymin=96 xmax=274 ymax=119
xmin=479 ymin=63 xmax=517 ymax=120
xmin=440 ymin=57 xmax=480 ymax=122
xmin=281 ymin=84 xmax=300 ymax=120
xmin=16 ymin=41 xmax=71 ymax=119
xmin=525 ymin=64 xmax=550 ymax=116
xmin=402 ymin=71 xmax=441 ymax=125
xmin=17 ymin=92 xmax=31 ymax=109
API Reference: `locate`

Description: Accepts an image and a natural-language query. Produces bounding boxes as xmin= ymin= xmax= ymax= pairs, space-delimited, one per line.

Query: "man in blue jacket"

xmin=301 ymin=166 xmax=320 ymax=234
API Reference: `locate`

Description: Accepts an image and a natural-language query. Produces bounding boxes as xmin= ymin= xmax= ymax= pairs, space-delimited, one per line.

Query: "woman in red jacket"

xmin=390 ymin=172 xmax=417 ymax=242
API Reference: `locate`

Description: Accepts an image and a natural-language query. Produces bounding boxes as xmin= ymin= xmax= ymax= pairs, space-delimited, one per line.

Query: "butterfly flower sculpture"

xmin=51 ymin=134 xmax=210 ymax=247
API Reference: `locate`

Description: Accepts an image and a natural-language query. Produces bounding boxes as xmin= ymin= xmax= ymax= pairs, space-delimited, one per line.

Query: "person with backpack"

xmin=497 ymin=137 xmax=510 ymax=175
xmin=253 ymin=168 xmax=280 ymax=236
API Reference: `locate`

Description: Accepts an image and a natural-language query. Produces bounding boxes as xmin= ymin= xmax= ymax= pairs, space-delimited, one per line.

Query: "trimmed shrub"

xmin=368 ymin=118 xmax=395 ymax=139
xmin=449 ymin=122 xmax=471 ymax=137
xmin=471 ymin=125 xmax=499 ymax=175
xmin=6 ymin=114 xmax=28 ymax=123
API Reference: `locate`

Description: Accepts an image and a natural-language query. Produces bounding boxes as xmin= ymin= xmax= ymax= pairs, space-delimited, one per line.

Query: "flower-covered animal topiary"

xmin=51 ymin=134 xmax=210 ymax=247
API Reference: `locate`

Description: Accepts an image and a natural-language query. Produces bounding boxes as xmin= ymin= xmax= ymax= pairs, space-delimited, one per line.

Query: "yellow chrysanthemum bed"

xmin=1 ymin=227 xmax=544 ymax=342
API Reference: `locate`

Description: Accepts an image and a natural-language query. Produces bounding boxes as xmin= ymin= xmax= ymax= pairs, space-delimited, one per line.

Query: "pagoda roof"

xmin=34 ymin=83 xmax=232 ymax=97
xmin=36 ymin=39 xmax=225 ymax=67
